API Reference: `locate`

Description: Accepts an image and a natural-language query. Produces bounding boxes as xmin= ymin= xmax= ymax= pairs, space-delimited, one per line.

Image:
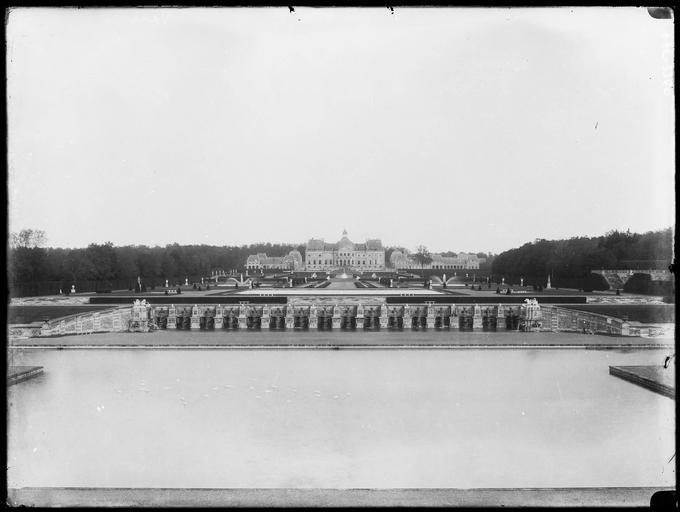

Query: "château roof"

xmin=338 ymin=235 xmax=354 ymax=250
xmin=306 ymin=232 xmax=384 ymax=252
xmin=366 ymin=239 xmax=383 ymax=250
xmin=307 ymin=238 xmax=326 ymax=250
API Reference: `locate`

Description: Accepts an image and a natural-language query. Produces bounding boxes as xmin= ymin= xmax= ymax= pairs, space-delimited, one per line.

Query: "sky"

xmin=7 ymin=7 xmax=675 ymax=254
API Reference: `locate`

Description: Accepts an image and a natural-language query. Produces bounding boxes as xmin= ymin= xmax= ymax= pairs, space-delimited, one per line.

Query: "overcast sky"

xmin=7 ymin=7 xmax=675 ymax=253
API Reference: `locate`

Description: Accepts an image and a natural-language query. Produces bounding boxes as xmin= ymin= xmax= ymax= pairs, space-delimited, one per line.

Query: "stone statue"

xmin=185 ymin=277 xmax=189 ymax=286
xmin=165 ymin=279 xmax=169 ymax=288
xmin=71 ymin=285 xmax=76 ymax=294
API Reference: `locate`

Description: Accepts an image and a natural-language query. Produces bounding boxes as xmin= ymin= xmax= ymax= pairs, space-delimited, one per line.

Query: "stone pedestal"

xmin=191 ymin=306 xmax=200 ymax=330
xmin=472 ymin=314 xmax=483 ymax=330
xmin=621 ymin=322 xmax=630 ymax=336
xmin=379 ymin=315 xmax=389 ymax=328
xmin=472 ymin=305 xmax=483 ymax=330
xmin=237 ymin=315 xmax=247 ymax=329
xmin=309 ymin=315 xmax=318 ymax=329
xmin=426 ymin=315 xmax=436 ymax=329
xmin=403 ymin=311 xmax=412 ymax=329
xmin=356 ymin=305 xmax=364 ymax=328
xmin=93 ymin=313 xmax=101 ymax=332
xmin=285 ymin=315 xmax=295 ymax=329
xmin=449 ymin=314 xmax=458 ymax=330
xmin=332 ymin=316 xmax=342 ymax=329
xmin=167 ymin=306 xmax=176 ymax=329
xmin=260 ymin=307 xmax=269 ymax=329
xmin=496 ymin=305 xmax=505 ymax=330
xmin=214 ymin=306 xmax=223 ymax=329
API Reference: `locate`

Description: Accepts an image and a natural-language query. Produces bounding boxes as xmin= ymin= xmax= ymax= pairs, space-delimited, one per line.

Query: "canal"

xmin=7 ymin=337 xmax=675 ymax=489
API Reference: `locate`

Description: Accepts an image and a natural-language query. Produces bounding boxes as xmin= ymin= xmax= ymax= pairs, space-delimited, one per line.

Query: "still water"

xmin=7 ymin=339 xmax=675 ymax=489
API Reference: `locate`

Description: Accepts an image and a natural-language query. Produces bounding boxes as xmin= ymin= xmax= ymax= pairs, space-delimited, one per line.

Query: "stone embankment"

xmin=8 ymin=299 xmax=673 ymax=342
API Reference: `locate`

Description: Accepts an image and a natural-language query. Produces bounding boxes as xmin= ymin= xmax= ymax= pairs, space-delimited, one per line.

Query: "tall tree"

xmin=413 ymin=245 xmax=432 ymax=272
xmin=8 ymin=229 xmax=48 ymax=286
xmin=85 ymin=242 xmax=119 ymax=283
xmin=10 ymin=229 xmax=46 ymax=249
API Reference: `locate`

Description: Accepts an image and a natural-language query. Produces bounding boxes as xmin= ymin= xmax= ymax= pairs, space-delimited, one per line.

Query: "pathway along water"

xmin=10 ymin=329 xmax=675 ymax=349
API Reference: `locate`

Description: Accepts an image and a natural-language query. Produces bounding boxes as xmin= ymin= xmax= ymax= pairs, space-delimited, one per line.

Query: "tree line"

xmin=8 ymin=230 xmax=306 ymax=297
xmin=8 ymin=228 xmax=672 ymax=297
xmin=490 ymin=228 xmax=674 ymax=292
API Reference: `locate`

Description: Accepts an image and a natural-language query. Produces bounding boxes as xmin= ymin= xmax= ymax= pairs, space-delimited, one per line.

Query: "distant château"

xmin=244 ymin=230 xmax=485 ymax=272
xmin=305 ymin=230 xmax=385 ymax=272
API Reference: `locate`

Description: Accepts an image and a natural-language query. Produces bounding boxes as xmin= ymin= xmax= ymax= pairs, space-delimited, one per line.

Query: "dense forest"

xmin=8 ymin=230 xmax=306 ymax=297
xmin=490 ymin=228 xmax=674 ymax=293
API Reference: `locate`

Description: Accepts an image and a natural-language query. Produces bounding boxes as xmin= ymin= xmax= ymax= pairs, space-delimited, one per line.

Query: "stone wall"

xmin=15 ymin=301 xmax=650 ymax=338
xmin=37 ymin=306 xmax=133 ymax=336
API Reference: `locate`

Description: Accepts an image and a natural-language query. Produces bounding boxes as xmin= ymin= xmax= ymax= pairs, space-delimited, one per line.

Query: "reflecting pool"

xmin=7 ymin=340 xmax=675 ymax=489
